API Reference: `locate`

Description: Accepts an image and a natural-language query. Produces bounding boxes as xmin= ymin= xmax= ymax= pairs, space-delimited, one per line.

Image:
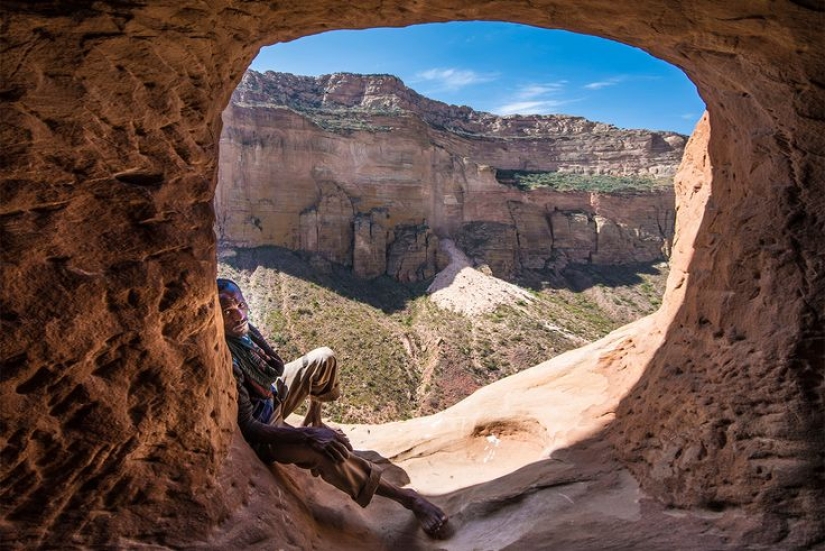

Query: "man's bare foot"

xmin=408 ymin=494 xmax=449 ymax=539
xmin=376 ymin=480 xmax=450 ymax=539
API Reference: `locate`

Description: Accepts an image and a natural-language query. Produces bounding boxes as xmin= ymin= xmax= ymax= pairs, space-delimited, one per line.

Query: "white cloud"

xmin=583 ymin=76 xmax=627 ymax=90
xmin=415 ymin=68 xmax=498 ymax=91
xmin=515 ymin=82 xmax=567 ymax=99
xmin=495 ymin=99 xmax=572 ymax=116
xmin=584 ymin=80 xmax=617 ymax=90
xmin=491 ymin=80 xmax=575 ymax=115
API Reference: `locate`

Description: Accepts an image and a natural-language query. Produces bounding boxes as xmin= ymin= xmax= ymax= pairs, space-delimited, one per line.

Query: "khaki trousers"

xmin=263 ymin=347 xmax=381 ymax=507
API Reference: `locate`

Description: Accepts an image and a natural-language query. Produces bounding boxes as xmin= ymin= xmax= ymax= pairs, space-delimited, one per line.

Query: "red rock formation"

xmin=1 ymin=1 xmax=823 ymax=549
xmin=217 ymin=71 xmax=678 ymax=279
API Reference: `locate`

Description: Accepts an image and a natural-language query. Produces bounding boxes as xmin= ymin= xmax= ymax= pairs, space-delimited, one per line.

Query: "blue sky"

xmin=250 ymin=22 xmax=705 ymax=135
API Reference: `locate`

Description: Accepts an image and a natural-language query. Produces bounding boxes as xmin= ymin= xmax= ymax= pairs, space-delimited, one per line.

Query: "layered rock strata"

xmin=216 ymin=71 xmax=680 ymax=280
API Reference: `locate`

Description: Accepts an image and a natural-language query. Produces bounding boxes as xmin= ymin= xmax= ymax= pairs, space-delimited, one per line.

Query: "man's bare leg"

xmin=302 ymin=397 xmax=324 ymax=428
xmin=375 ymin=479 xmax=449 ymax=538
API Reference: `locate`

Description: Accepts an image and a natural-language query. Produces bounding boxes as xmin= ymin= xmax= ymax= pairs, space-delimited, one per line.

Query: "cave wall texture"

xmin=1 ymin=0 xmax=823 ymax=548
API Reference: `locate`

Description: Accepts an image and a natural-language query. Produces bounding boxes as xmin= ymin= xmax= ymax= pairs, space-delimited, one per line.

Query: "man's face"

xmin=219 ymin=285 xmax=250 ymax=338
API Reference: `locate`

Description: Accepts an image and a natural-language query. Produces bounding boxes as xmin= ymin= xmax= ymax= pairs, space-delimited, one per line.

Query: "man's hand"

xmin=304 ymin=426 xmax=353 ymax=463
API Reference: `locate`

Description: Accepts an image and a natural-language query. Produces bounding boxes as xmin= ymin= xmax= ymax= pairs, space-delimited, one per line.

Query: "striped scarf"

xmin=226 ymin=325 xmax=285 ymax=399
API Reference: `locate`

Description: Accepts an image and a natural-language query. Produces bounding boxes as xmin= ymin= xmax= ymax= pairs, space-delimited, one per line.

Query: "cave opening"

xmin=214 ymin=22 xmax=702 ymax=425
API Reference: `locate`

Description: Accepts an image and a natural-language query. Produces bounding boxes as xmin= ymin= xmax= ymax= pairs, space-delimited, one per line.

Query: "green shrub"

xmin=497 ymin=170 xmax=672 ymax=193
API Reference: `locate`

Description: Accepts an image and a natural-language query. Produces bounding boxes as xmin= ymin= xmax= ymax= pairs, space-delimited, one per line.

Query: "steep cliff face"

xmin=216 ymin=71 xmax=681 ymax=280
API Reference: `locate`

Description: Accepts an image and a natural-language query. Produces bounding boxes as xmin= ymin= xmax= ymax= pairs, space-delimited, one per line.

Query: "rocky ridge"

xmin=234 ymin=70 xmax=686 ymax=145
xmin=216 ymin=70 xmax=683 ymax=281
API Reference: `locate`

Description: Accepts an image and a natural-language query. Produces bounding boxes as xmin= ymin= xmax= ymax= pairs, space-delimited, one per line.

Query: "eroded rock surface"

xmin=217 ymin=71 xmax=678 ymax=280
xmin=1 ymin=1 xmax=823 ymax=549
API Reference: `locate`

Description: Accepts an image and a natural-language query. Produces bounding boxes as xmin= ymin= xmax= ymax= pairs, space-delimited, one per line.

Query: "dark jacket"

xmin=235 ymin=364 xmax=298 ymax=463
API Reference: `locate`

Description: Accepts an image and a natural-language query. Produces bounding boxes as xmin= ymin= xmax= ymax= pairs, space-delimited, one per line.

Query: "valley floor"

xmin=218 ymin=244 xmax=669 ymax=424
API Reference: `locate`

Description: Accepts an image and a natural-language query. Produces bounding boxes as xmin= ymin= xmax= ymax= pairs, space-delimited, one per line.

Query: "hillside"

xmin=218 ymin=246 xmax=667 ymax=424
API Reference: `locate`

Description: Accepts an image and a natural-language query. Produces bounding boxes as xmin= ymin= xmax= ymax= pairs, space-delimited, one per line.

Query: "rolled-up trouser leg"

xmin=279 ymin=347 xmax=341 ymax=417
xmin=264 ymin=442 xmax=382 ymax=507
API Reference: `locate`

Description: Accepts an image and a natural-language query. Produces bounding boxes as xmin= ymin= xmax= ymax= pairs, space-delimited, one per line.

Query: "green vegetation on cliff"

xmin=496 ymin=169 xmax=672 ymax=193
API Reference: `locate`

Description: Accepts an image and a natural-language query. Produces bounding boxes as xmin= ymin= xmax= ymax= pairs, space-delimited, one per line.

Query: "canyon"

xmin=2 ymin=2 xmax=823 ymax=550
xmin=216 ymin=70 xmax=683 ymax=280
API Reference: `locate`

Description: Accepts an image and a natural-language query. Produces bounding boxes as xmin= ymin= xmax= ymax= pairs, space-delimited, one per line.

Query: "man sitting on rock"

xmin=217 ymin=278 xmax=449 ymax=539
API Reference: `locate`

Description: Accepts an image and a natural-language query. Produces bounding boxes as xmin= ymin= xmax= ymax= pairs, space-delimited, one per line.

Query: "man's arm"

xmin=234 ymin=366 xmax=352 ymax=462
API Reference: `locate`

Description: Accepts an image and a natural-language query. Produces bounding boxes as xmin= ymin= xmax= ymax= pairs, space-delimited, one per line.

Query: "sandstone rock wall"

xmin=216 ymin=71 xmax=679 ymax=280
xmin=2 ymin=1 xmax=823 ymax=548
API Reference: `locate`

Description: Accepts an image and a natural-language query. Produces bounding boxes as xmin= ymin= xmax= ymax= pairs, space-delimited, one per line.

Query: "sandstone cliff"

xmin=216 ymin=71 xmax=683 ymax=280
